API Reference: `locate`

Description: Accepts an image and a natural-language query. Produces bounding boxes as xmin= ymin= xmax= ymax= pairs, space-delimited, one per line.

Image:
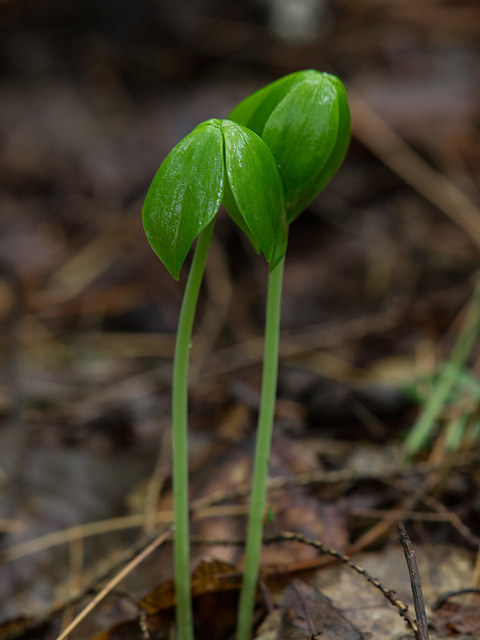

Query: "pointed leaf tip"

xmin=221 ymin=120 xmax=287 ymax=268
xmin=142 ymin=119 xmax=225 ymax=279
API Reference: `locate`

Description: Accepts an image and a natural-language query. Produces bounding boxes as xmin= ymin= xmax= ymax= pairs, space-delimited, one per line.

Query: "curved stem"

xmin=172 ymin=219 xmax=215 ymax=640
xmin=236 ymin=256 xmax=285 ymax=640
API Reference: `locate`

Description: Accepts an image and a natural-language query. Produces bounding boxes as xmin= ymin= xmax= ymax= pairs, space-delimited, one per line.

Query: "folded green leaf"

xmin=222 ymin=177 xmax=262 ymax=255
xmin=222 ymin=121 xmax=288 ymax=270
xmin=142 ymin=119 xmax=225 ymax=279
xmin=229 ymin=72 xmax=302 ymax=135
xmin=229 ymin=70 xmax=351 ymax=222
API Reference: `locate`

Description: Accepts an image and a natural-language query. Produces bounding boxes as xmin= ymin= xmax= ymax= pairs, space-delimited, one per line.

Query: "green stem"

xmin=236 ymin=256 xmax=285 ymax=640
xmin=404 ymin=280 xmax=480 ymax=456
xmin=172 ymin=219 xmax=215 ymax=640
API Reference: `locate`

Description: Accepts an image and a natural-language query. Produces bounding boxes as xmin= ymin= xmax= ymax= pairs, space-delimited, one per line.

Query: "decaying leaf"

xmin=433 ymin=597 xmax=480 ymax=637
xmin=281 ymin=579 xmax=363 ymax=640
xmin=91 ymin=560 xmax=243 ymax=640
xmin=139 ymin=559 xmax=241 ymax=613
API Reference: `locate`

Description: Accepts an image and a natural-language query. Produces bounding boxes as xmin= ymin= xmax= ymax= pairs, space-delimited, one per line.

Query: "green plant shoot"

xmin=404 ymin=280 xmax=480 ymax=457
xmin=142 ymin=118 xmax=286 ymax=640
xmin=142 ymin=70 xmax=351 ymax=640
xmin=143 ymin=119 xmax=287 ymax=279
xmin=229 ymin=69 xmax=351 ymax=640
xmin=230 ymin=70 xmax=351 ymax=222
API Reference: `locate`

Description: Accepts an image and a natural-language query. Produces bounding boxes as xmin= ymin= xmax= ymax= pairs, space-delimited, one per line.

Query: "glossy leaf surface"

xmin=229 ymin=70 xmax=351 ymax=222
xmin=222 ymin=121 xmax=287 ymax=269
xmin=142 ymin=119 xmax=224 ymax=279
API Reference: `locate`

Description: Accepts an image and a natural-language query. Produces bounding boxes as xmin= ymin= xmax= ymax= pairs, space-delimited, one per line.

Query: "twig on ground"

xmin=192 ymin=449 xmax=480 ymax=513
xmin=5 ymin=450 xmax=479 ymax=565
xmin=1 ymin=530 xmax=171 ymax=640
xmin=53 ymin=526 xmax=173 ymax=640
xmin=398 ymin=523 xmax=429 ymax=640
xmin=192 ymin=531 xmax=418 ymax=633
xmin=2 ymin=514 xmax=148 ymax=562
xmin=385 ymin=476 xmax=480 ymax=548
xmin=269 ymin=531 xmax=418 ymax=633
xmin=433 ymin=588 xmax=480 ymax=610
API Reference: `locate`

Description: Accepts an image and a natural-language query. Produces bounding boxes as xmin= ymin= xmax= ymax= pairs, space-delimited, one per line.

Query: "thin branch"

xmin=192 ymin=531 xmax=418 ymax=633
xmin=53 ymin=527 xmax=173 ymax=640
xmin=398 ymin=523 xmax=429 ymax=640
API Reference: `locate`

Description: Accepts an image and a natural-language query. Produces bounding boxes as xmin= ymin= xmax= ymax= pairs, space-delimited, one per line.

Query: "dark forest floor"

xmin=0 ymin=1 xmax=480 ymax=638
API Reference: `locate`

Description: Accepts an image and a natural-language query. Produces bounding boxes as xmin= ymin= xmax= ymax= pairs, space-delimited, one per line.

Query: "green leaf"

xmin=222 ymin=177 xmax=262 ymax=255
xmin=229 ymin=70 xmax=351 ymax=223
xmin=142 ymin=119 xmax=225 ymax=279
xmin=263 ymin=74 xmax=348 ymax=221
xmin=222 ymin=120 xmax=288 ymax=269
xmin=229 ymin=71 xmax=303 ymax=135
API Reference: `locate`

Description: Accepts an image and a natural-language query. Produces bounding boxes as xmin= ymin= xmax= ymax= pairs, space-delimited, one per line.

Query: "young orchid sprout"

xmin=229 ymin=70 xmax=351 ymax=223
xmin=142 ymin=71 xmax=351 ymax=640
xmin=229 ymin=69 xmax=351 ymax=640
xmin=143 ymin=118 xmax=286 ymax=640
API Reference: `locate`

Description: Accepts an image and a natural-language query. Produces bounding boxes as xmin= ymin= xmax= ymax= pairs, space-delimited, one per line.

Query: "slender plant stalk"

xmin=404 ymin=280 xmax=480 ymax=456
xmin=236 ymin=256 xmax=285 ymax=640
xmin=172 ymin=218 xmax=215 ymax=640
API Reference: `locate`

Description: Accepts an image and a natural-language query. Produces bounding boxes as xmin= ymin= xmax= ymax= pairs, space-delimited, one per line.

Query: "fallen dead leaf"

xmin=281 ymin=579 xmax=363 ymax=640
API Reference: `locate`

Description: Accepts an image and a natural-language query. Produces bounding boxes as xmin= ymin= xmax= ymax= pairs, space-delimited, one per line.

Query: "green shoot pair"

xmin=142 ymin=70 xmax=351 ymax=640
